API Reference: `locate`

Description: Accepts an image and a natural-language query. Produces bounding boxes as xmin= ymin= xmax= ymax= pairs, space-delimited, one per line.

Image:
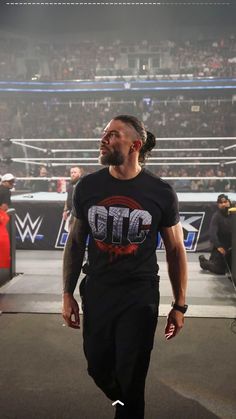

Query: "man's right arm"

xmin=62 ymin=216 xmax=88 ymax=328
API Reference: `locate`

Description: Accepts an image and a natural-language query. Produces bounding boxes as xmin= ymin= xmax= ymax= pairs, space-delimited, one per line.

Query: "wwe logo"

xmin=124 ymin=82 xmax=131 ymax=89
xmin=15 ymin=213 xmax=43 ymax=243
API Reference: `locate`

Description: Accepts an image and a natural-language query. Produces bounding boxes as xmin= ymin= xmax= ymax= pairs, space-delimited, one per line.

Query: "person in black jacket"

xmin=62 ymin=166 xmax=82 ymax=230
xmin=199 ymin=194 xmax=232 ymax=274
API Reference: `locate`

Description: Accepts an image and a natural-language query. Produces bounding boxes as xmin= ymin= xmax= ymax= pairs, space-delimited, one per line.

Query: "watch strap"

xmin=172 ymin=302 xmax=188 ymax=314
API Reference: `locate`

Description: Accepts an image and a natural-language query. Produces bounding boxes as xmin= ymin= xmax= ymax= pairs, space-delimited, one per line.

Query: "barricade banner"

xmin=12 ymin=199 xmax=216 ymax=251
xmin=14 ymin=201 xmax=63 ymax=250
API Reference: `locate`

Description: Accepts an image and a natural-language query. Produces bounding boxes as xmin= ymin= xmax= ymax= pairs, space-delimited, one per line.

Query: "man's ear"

xmin=130 ymin=140 xmax=142 ymax=152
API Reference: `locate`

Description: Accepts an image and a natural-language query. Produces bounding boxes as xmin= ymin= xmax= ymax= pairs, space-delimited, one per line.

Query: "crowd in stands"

xmin=0 ymin=30 xmax=235 ymax=193
xmin=0 ymin=34 xmax=236 ymax=81
xmin=0 ymin=95 xmax=235 ymax=192
xmin=1 ymin=96 xmax=235 ymax=140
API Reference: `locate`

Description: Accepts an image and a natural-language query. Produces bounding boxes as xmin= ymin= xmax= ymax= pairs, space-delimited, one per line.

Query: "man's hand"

xmin=62 ymin=293 xmax=80 ymax=329
xmin=165 ymin=309 xmax=185 ymax=340
xmin=217 ymin=247 xmax=226 ymax=256
xmin=62 ymin=211 xmax=69 ymax=221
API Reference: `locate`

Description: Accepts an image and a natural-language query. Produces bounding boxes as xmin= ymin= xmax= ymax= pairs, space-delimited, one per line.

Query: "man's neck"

xmin=109 ymin=164 xmax=142 ymax=180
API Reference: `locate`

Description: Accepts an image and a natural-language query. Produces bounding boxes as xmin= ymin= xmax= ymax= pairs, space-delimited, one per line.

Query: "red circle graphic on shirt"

xmin=92 ymin=195 xmax=150 ymax=261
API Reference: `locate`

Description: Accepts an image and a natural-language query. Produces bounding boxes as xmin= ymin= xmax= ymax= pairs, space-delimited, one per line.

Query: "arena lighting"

xmin=0 ymin=77 xmax=236 ymax=93
xmin=1 ymin=86 xmax=236 ymax=93
xmin=0 ymin=78 xmax=236 ymax=85
xmin=11 ymin=157 xmax=236 ymax=161
xmin=133 ymin=86 xmax=236 ymax=91
xmin=14 ymin=176 xmax=236 ymax=181
xmin=10 ymin=160 xmax=236 ymax=167
xmin=11 ymin=137 xmax=236 ymax=142
xmin=51 ymin=148 xmax=220 ymax=153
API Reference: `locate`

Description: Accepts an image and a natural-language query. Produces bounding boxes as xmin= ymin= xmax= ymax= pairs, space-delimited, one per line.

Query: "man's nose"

xmin=101 ymin=133 xmax=110 ymax=144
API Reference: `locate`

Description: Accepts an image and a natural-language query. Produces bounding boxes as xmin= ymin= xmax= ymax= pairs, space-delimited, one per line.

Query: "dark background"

xmin=0 ymin=2 xmax=235 ymax=38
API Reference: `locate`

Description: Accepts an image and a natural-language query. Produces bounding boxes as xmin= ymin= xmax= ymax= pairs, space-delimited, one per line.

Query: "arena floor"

xmin=0 ymin=251 xmax=236 ymax=419
xmin=0 ymin=250 xmax=235 ymax=318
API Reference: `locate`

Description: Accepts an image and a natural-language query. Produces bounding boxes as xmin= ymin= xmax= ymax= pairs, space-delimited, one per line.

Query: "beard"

xmin=71 ymin=178 xmax=79 ymax=185
xmin=219 ymin=207 xmax=229 ymax=216
xmin=99 ymin=149 xmax=125 ymax=166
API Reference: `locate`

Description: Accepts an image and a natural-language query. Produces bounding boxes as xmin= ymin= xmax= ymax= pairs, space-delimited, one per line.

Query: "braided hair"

xmin=113 ymin=115 xmax=156 ymax=163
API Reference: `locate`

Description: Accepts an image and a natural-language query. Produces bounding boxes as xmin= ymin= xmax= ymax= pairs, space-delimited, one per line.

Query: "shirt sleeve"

xmin=161 ymin=186 xmax=180 ymax=228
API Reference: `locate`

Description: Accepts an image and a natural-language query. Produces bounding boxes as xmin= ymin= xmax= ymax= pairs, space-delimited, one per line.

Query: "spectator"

xmin=199 ymin=194 xmax=232 ymax=275
xmin=0 ymin=173 xmax=15 ymax=211
xmin=31 ymin=166 xmax=54 ymax=193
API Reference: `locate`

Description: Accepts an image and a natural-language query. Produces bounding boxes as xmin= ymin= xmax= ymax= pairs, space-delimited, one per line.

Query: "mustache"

xmin=100 ymin=145 xmax=110 ymax=151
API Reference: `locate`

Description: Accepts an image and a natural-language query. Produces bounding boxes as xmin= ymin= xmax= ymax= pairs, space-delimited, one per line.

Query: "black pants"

xmin=80 ymin=276 xmax=159 ymax=419
xmin=200 ymin=248 xmax=231 ymax=275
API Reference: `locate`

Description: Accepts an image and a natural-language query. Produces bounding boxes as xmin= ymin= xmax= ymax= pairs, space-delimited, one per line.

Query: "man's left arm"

xmin=160 ymin=222 xmax=188 ymax=340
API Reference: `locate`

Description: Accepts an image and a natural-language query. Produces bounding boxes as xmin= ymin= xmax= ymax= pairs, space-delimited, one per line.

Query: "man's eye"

xmin=102 ymin=132 xmax=118 ymax=139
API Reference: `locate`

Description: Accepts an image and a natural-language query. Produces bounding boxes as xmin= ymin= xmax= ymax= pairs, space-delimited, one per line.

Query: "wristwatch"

xmin=171 ymin=302 xmax=188 ymax=314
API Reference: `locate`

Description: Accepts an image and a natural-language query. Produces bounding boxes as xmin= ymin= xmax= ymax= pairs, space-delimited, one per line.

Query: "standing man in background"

xmin=62 ymin=166 xmax=82 ymax=231
xmin=62 ymin=115 xmax=188 ymax=419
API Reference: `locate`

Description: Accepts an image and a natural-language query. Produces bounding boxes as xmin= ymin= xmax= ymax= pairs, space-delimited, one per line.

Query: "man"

xmin=62 ymin=166 xmax=82 ymax=229
xmin=214 ymin=169 xmax=231 ymax=193
xmin=199 ymin=194 xmax=232 ymax=275
xmin=62 ymin=115 xmax=188 ymax=419
xmin=0 ymin=173 xmax=15 ymax=211
xmin=31 ymin=166 xmax=54 ymax=192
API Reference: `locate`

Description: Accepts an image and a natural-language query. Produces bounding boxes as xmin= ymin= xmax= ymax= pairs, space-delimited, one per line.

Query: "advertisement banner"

xmin=13 ymin=200 xmax=217 ymax=251
xmin=14 ymin=202 xmax=63 ymax=250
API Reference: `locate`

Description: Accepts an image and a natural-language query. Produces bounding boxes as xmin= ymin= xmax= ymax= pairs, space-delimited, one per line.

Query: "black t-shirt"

xmin=72 ymin=168 xmax=179 ymax=283
xmin=31 ymin=179 xmax=50 ymax=192
xmin=0 ymin=185 xmax=11 ymax=206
